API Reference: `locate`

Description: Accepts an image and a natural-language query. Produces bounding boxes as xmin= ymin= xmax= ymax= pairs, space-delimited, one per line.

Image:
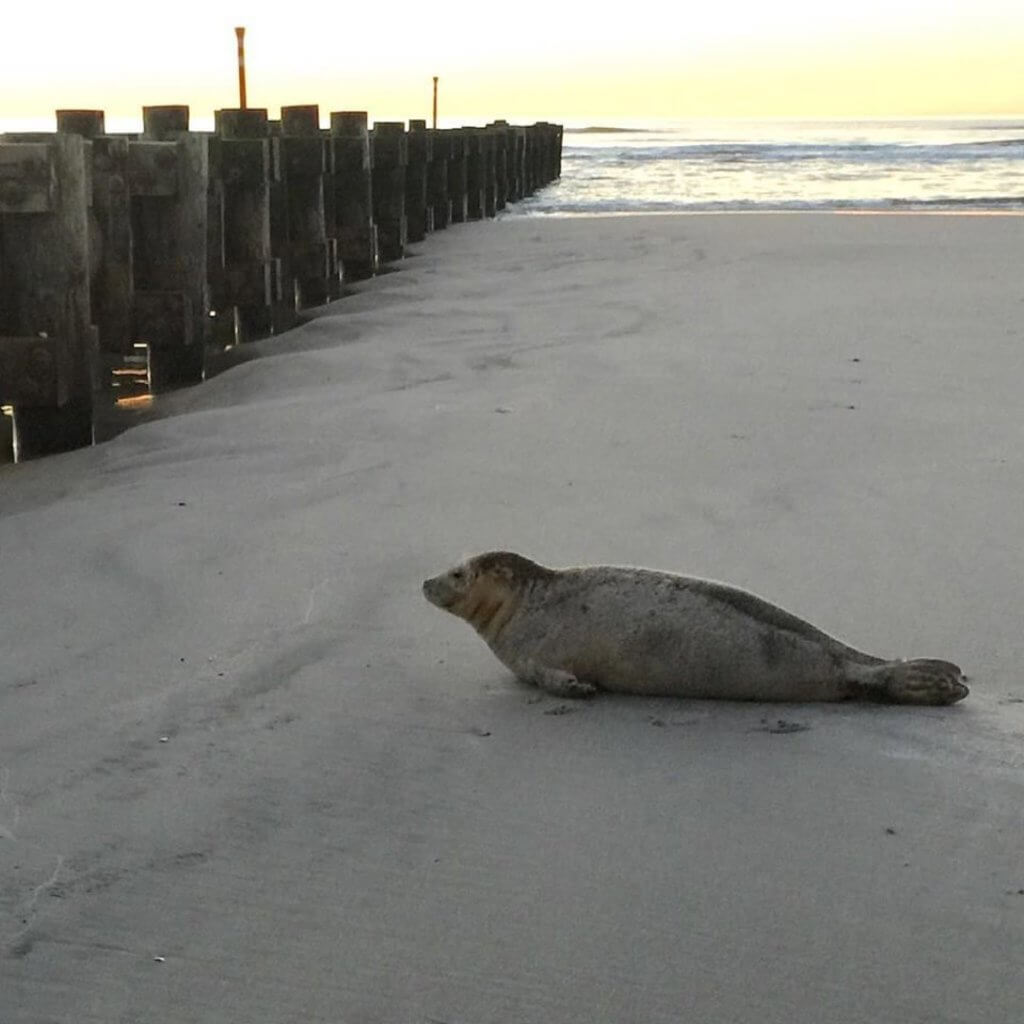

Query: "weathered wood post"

xmin=266 ymin=116 xmax=300 ymax=333
xmin=405 ymin=119 xmax=432 ymax=242
xmin=427 ymin=127 xmax=451 ymax=229
xmin=142 ymin=105 xmax=190 ymax=140
xmin=537 ymin=124 xmax=550 ymax=192
xmin=327 ymin=111 xmax=377 ymax=281
xmin=371 ymin=121 xmax=408 ymax=262
xmin=279 ymin=105 xmax=335 ymax=308
xmin=508 ymin=125 xmax=526 ymax=202
xmin=487 ymin=121 xmax=510 ymax=212
xmin=548 ymin=123 xmax=560 ymax=182
xmin=131 ymin=112 xmax=209 ymax=387
xmin=524 ymin=123 xmax=542 ymax=194
xmin=205 ymin=133 xmax=230 ymax=347
xmin=533 ymin=123 xmax=545 ymax=192
xmin=523 ymin=124 xmax=534 ymax=194
xmin=55 ymin=114 xmax=135 ymax=378
xmin=464 ymin=128 xmax=485 ymax=220
xmin=0 ymin=133 xmax=96 ymax=459
xmin=536 ymin=122 xmax=561 ymax=185
xmin=211 ymin=108 xmax=280 ymax=342
xmin=446 ymin=129 xmax=469 ymax=224
xmin=55 ymin=109 xmax=105 ymax=139
xmin=481 ymin=127 xmax=498 ymax=217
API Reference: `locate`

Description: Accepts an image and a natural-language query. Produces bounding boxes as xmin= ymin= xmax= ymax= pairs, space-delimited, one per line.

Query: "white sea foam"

xmin=513 ymin=118 xmax=1024 ymax=214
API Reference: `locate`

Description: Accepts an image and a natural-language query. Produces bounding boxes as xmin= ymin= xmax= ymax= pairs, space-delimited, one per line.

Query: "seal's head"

xmin=423 ymin=551 xmax=553 ymax=637
xmin=422 ymin=556 xmax=478 ymax=611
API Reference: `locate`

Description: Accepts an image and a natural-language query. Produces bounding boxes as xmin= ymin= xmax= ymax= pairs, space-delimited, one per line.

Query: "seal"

xmin=422 ymin=552 xmax=969 ymax=705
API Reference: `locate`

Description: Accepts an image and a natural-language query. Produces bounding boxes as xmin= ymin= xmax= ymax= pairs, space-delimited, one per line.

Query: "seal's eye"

xmin=451 ymin=569 xmax=464 ymax=581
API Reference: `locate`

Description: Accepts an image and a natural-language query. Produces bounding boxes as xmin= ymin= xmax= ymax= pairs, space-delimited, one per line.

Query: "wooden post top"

xmin=215 ymin=108 xmax=269 ymax=138
xmin=55 ymin=109 xmax=105 ymax=137
xmin=329 ymin=112 xmax=368 ymax=136
xmin=281 ymin=106 xmax=320 ymax=136
xmin=143 ymin=106 xmax=190 ymax=139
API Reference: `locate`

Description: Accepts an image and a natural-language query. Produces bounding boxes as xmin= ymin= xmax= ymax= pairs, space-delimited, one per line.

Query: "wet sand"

xmin=2 ymin=213 xmax=1023 ymax=1022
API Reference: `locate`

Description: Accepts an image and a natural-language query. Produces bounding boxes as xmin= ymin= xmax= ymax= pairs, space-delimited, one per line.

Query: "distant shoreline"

xmin=563 ymin=126 xmax=657 ymax=134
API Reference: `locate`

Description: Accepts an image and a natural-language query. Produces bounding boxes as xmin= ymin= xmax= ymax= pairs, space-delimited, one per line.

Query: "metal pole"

xmin=235 ymin=27 xmax=247 ymax=109
xmin=432 ymin=76 xmax=438 ymax=129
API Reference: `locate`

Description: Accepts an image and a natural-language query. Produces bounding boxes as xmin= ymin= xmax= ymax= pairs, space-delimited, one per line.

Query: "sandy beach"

xmin=2 ymin=212 xmax=1023 ymax=1022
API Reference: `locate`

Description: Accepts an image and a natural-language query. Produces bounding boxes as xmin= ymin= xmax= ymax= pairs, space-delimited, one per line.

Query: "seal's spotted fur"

xmin=422 ymin=552 xmax=968 ymax=705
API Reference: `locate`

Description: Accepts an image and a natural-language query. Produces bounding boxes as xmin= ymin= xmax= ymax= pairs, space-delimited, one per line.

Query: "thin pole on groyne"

xmin=235 ymin=27 xmax=248 ymax=109
xmin=432 ymin=77 xmax=438 ymax=129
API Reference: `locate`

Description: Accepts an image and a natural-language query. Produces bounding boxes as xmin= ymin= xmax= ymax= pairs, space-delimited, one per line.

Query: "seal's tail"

xmin=863 ymin=659 xmax=969 ymax=705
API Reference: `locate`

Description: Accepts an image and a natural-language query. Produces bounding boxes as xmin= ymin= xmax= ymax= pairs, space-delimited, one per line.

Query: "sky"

xmin=1 ymin=1 xmax=1022 ymax=127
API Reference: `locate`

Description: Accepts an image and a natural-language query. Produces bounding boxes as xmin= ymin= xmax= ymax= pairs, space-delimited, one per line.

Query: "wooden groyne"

xmin=0 ymin=108 xmax=562 ymax=461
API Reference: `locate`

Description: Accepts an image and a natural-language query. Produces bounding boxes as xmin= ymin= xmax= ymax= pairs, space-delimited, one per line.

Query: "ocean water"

xmin=4 ymin=114 xmax=1021 ymax=214
xmin=510 ymin=118 xmax=1024 ymax=215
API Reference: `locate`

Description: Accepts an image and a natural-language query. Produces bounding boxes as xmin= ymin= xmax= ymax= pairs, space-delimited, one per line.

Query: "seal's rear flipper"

xmin=863 ymin=659 xmax=969 ymax=705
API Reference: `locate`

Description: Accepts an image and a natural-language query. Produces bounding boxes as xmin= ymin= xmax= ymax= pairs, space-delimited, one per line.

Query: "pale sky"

xmin=1 ymin=0 xmax=1022 ymax=125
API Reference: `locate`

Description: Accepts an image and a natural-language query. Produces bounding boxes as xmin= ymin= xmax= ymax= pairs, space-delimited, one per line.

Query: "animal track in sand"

xmin=0 ymin=766 xmax=19 ymax=840
xmin=1 ymin=767 xmax=67 ymax=955
xmin=756 ymin=719 xmax=812 ymax=734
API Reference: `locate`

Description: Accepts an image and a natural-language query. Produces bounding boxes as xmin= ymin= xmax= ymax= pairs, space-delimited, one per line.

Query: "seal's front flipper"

xmin=863 ymin=659 xmax=969 ymax=706
xmin=537 ymin=669 xmax=597 ymax=699
xmin=516 ymin=660 xmax=597 ymax=699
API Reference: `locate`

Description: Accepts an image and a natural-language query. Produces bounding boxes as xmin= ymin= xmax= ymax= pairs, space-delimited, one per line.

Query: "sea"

xmin=508 ymin=118 xmax=1024 ymax=216
xmin=3 ymin=113 xmax=1021 ymax=214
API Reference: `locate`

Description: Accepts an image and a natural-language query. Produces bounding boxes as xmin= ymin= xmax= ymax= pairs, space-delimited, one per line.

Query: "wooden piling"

xmin=427 ymin=127 xmax=451 ymax=230
xmin=526 ymin=122 xmax=563 ymax=194
xmin=464 ymin=128 xmax=485 ymax=220
xmin=143 ymin=105 xmax=190 ymax=140
xmin=53 ymin=112 xmax=135 ymax=373
xmin=0 ymin=133 xmax=96 ymax=459
xmin=526 ymin=124 xmax=538 ymax=194
xmin=487 ymin=121 xmax=511 ymax=212
xmin=371 ymin=122 xmax=408 ymax=262
xmin=210 ymin=108 xmax=280 ymax=342
xmin=406 ymin=120 xmax=432 ymax=242
xmin=525 ymin=123 xmax=548 ymax=195
xmin=280 ymin=104 xmax=335 ymax=308
xmin=129 ymin=126 xmax=209 ymax=387
xmin=535 ymin=122 xmax=562 ymax=186
xmin=553 ymin=123 xmax=564 ymax=180
xmin=265 ymin=116 xmax=294 ymax=331
xmin=55 ymin=109 xmax=106 ymax=138
xmin=446 ymin=129 xmax=469 ymax=224
xmin=327 ymin=111 xmax=378 ymax=281
xmin=481 ymin=128 xmax=498 ymax=218
xmin=507 ymin=126 xmax=526 ymax=202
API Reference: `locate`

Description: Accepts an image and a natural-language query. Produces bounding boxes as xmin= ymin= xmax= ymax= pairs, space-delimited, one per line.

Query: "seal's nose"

xmin=422 ymin=577 xmax=448 ymax=608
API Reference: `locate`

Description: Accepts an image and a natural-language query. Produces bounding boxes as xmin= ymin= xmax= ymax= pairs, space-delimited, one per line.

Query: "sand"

xmin=1 ymin=212 xmax=1022 ymax=1022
